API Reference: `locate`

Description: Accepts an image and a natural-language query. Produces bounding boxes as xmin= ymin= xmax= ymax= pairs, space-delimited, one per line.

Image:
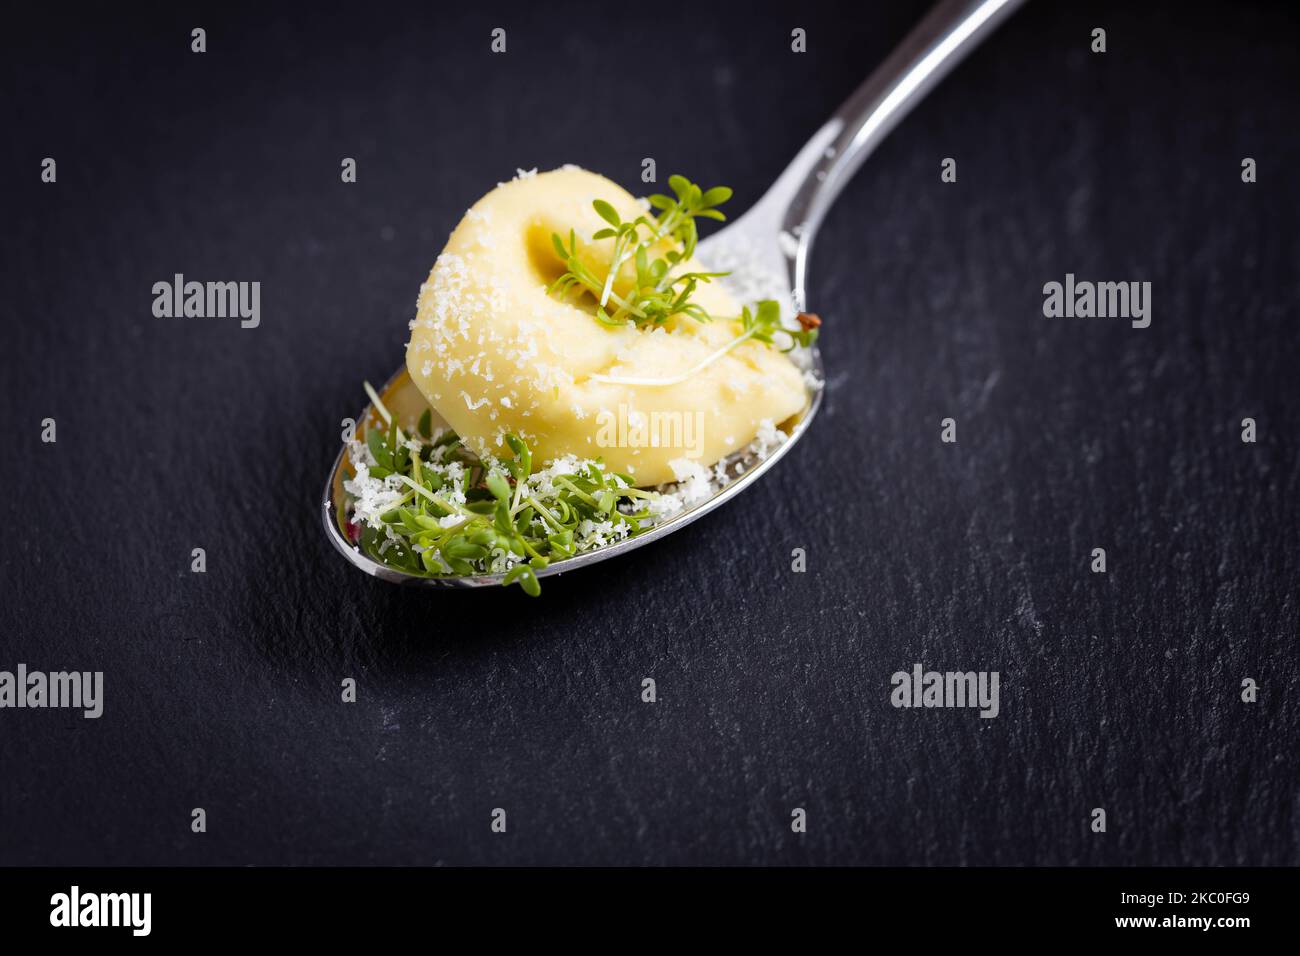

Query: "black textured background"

xmin=1 ymin=0 xmax=1296 ymax=866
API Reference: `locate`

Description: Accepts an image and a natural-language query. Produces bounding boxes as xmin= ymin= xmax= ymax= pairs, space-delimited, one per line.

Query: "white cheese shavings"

xmin=667 ymin=457 xmax=714 ymax=506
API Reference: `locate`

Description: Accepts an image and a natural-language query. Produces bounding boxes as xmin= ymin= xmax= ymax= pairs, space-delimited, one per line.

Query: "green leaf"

xmin=486 ymin=472 xmax=511 ymax=502
xmin=445 ymin=555 xmax=474 ymax=576
xmin=504 ymin=563 xmax=541 ymax=597
xmin=700 ymin=186 xmax=733 ymax=207
xmin=366 ymin=427 xmax=391 ymax=469
xmin=592 ymin=199 xmax=621 ymax=227
xmin=547 ymin=529 xmax=575 ymax=557
xmin=493 ymin=501 xmax=514 ymax=536
xmin=397 ymin=508 xmax=425 ymax=536
xmin=444 ymin=537 xmax=487 ymax=561
xmin=390 ymin=418 xmax=408 ymax=471
xmin=506 ymin=433 xmax=531 ymax=475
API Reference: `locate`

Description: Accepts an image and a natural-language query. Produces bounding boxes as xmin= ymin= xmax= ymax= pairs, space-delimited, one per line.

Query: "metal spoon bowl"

xmin=322 ymin=356 xmax=823 ymax=586
xmin=321 ymin=0 xmax=1025 ymax=587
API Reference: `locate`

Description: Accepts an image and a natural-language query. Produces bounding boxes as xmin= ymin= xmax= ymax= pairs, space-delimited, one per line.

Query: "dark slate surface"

xmin=1 ymin=0 xmax=1296 ymax=866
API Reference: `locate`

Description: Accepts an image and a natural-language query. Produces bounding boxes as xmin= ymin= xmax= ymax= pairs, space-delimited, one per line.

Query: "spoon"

xmin=322 ymin=0 xmax=1027 ymax=586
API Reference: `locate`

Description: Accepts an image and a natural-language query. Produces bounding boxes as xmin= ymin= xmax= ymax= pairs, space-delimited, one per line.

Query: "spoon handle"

xmin=772 ymin=0 xmax=1027 ymax=307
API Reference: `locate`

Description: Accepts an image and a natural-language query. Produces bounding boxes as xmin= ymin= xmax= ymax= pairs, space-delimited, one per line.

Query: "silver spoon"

xmin=322 ymin=0 xmax=1027 ymax=586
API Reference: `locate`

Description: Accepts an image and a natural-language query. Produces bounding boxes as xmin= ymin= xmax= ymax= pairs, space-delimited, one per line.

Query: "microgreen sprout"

xmin=341 ymin=391 xmax=658 ymax=596
xmin=547 ymin=174 xmax=820 ymax=380
xmin=589 ymin=300 xmax=820 ymax=387
xmin=548 ymin=175 xmax=734 ymax=329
